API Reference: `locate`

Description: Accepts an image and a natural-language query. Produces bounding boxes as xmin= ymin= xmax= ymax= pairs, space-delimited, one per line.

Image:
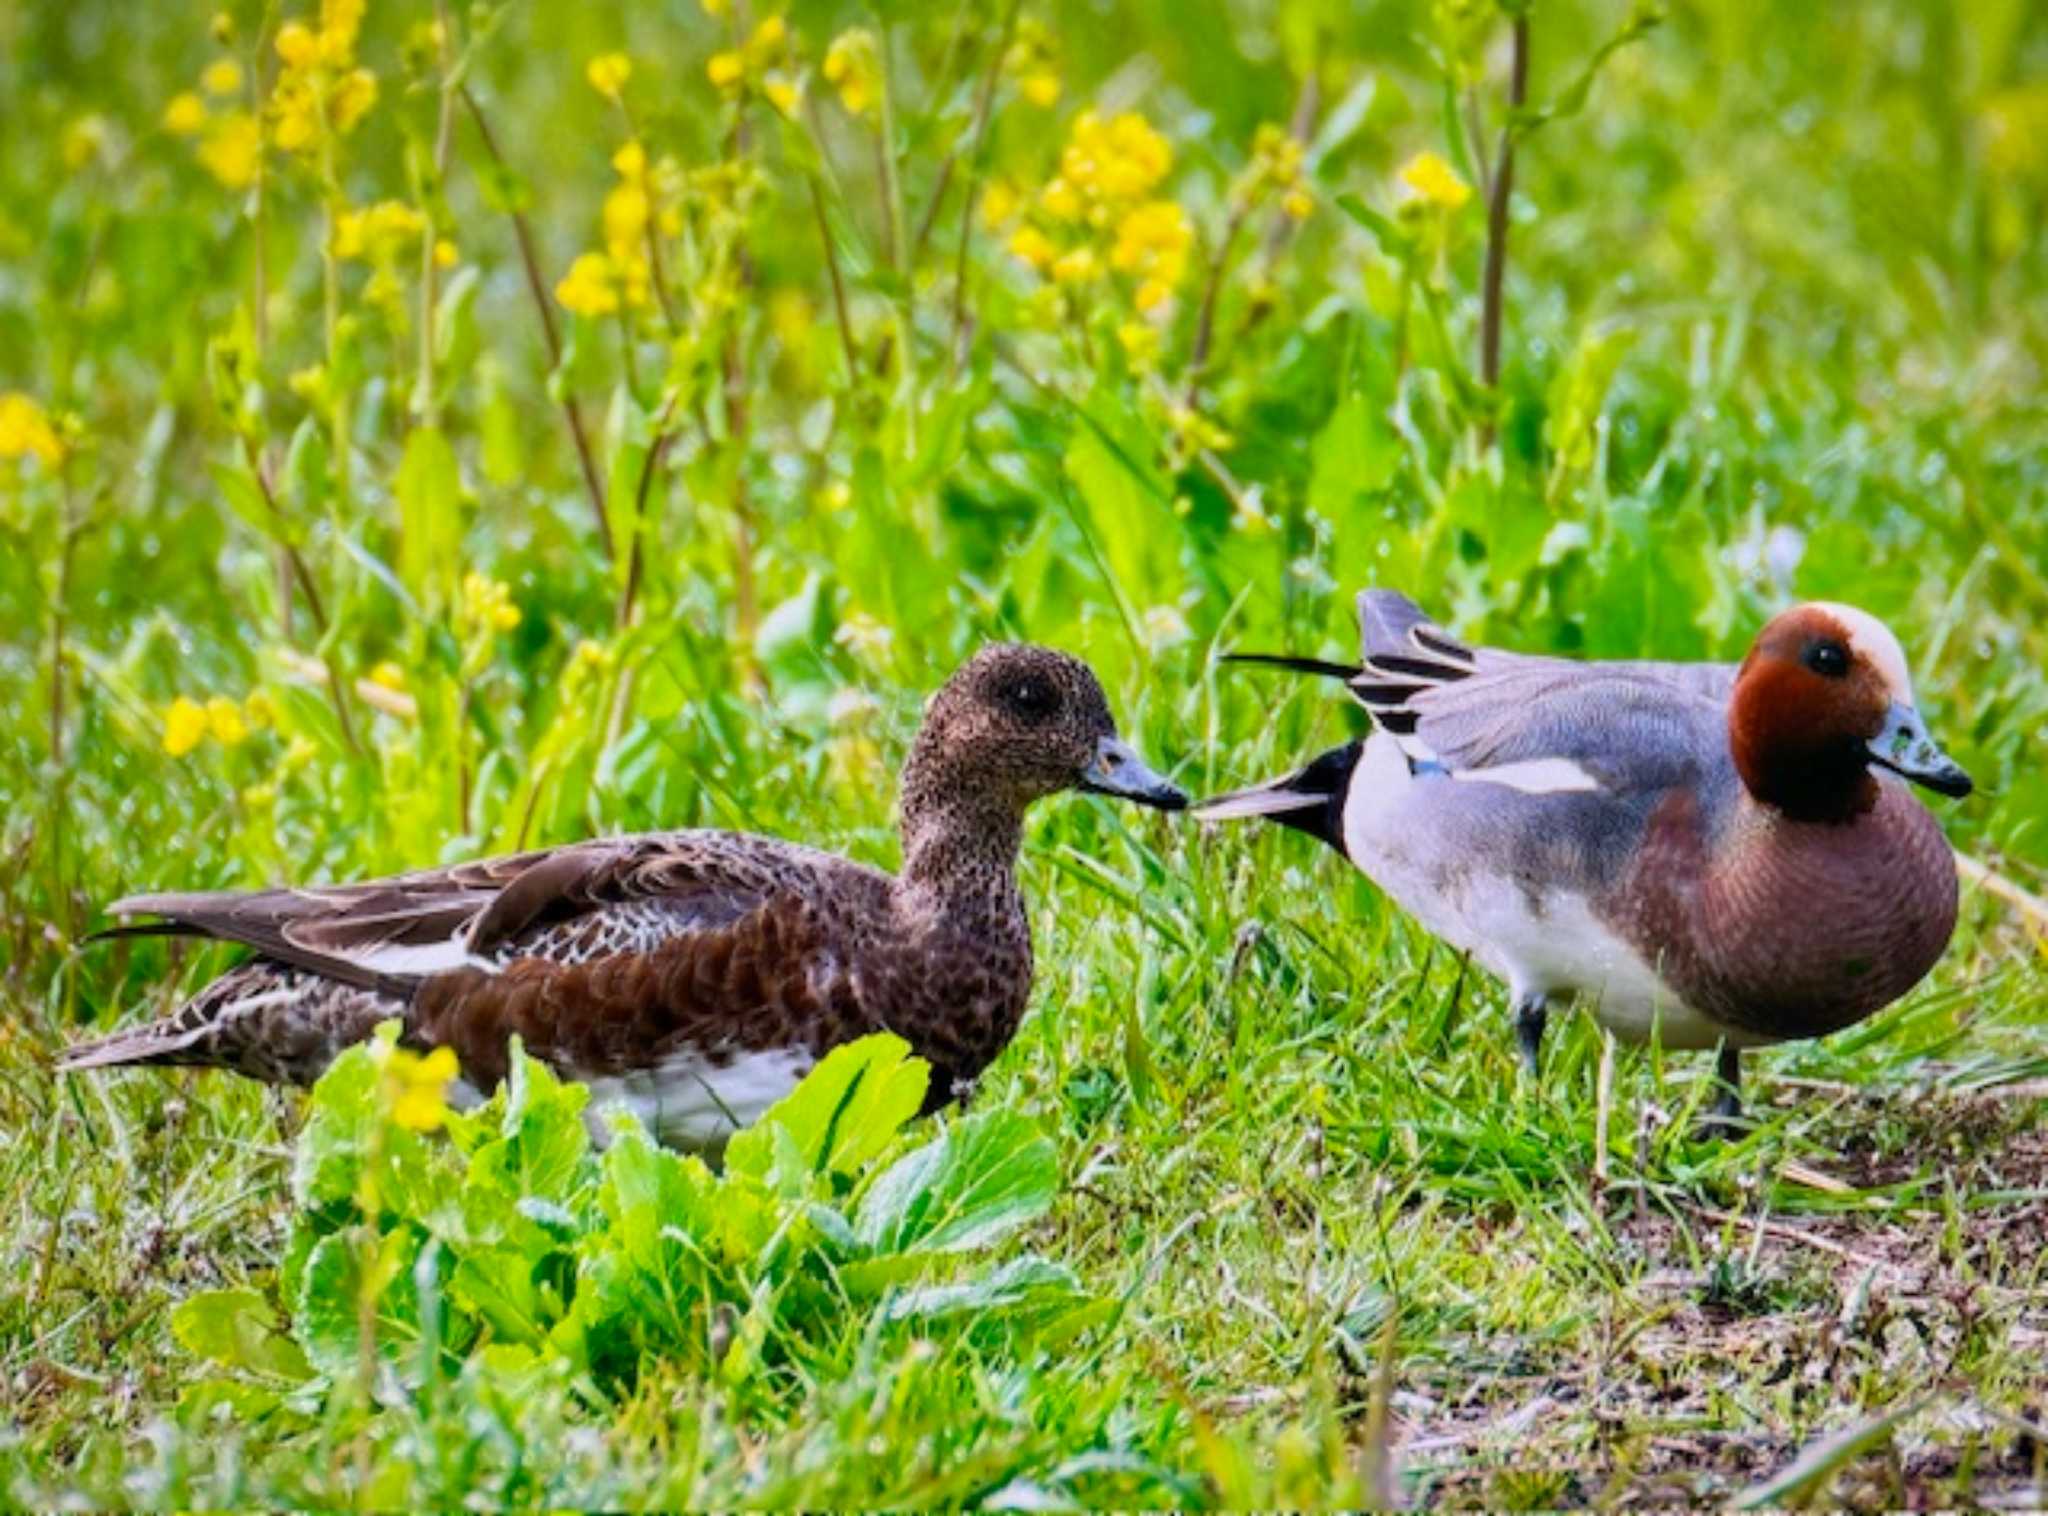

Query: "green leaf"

xmin=854 ymin=1108 xmax=1058 ymax=1256
xmin=1543 ymin=323 xmax=1637 ymax=474
xmin=434 ymin=266 xmax=481 ymax=375
xmin=292 ymin=1227 xmax=428 ymax=1381
xmin=753 ymin=572 xmax=837 ymax=693
xmin=881 ymin=1254 xmax=1088 ymax=1323
xmin=726 ymin=1033 xmax=929 ymax=1184
xmin=466 ymin=1042 xmax=592 ymax=1209
xmin=1335 ymin=193 xmax=1411 ymax=263
xmin=394 ymin=424 xmax=463 ymax=616
xmin=171 ymin=1288 xmax=313 ymax=1383
xmin=1308 ymin=387 xmax=1401 ymax=520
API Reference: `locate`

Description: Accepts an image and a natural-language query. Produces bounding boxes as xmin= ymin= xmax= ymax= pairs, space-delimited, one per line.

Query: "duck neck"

xmin=895 ymin=743 xmax=1028 ymax=917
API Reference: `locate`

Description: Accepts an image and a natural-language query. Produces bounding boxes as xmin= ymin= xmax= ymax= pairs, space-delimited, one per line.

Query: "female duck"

xmin=1197 ymin=590 xmax=1972 ymax=1127
xmin=61 ymin=645 xmax=1186 ymax=1147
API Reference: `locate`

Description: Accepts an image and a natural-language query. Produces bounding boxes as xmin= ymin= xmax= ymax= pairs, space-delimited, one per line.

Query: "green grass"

xmin=3 ymin=0 xmax=2046 ymax=1505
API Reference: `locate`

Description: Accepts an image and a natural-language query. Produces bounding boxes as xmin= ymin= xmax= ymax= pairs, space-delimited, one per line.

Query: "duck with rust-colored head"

xmin=1197 ymin=591 xmax=1972 ymax=1133
xmin=60 ymin=645 xmax=1187 ymax=1150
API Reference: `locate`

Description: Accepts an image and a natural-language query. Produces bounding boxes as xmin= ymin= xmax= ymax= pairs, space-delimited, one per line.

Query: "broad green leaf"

xmin=1308 ymin=387 xmax=1400 ymax=520
xmin=853 ymin=1108 xmax=1058 ymax=1256
xmin=466 ymin=1043 xmax=593 ymax=1209
xmin=726 ymin=1033 xmax=929 ymax=1183
xmin=1543 ymin=324 xmax=1637 ymax=474
xmin=292 ymin=1227 xmax=428 ymax=1381
xmin=171 ymin=1288 xmax=313 ymax=1383
xmin=881 ymin=1254 xmax=1088 ymax=1322
xmin=394 ymin=424 xmax=463 ymax=615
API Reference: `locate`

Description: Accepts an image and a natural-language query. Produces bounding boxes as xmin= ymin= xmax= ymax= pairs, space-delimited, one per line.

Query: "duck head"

xmin=906 ymin=644 xmax=1187 ymax=817
xmin=1729 ymin=603 xmax=1972 ymax=824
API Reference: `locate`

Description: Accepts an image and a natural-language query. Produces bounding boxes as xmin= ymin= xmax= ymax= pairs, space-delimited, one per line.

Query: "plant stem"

xmin=1478 ymin=11 xmax=1530 ymax=439
xmin=617 ymin=390 xmax=681 ymax=630
xmin=807 ymin=174 xmax=860 ymax=384
xmin=459 ymin=85 xmax=612 ymax=557
xmin=239 ymin=434 xmax=362 ymax=755
xmin=1186 ymin=202 xmax=1252 ymax=397
xmin=949 ymin=0 xmax=1023 ymax=365
xmin=416 ymin=0 xmax=457 ymax=426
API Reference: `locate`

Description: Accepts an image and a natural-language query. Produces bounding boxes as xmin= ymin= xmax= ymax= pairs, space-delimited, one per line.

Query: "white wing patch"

xmin=1449 ymin=757 xmax=1604 ymax=795
xmin=582 ymin=1047 xmax=815 ymax=1152
xmin=339 ymin=940 xmax=498 ymax=976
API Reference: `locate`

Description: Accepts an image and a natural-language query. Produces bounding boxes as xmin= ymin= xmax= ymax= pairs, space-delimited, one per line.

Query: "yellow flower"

xmin=380 ymin=1043 xmax=460 ymax=1132
xmin=1134 ymin=277 xmax=1171 ymax=312
xmin=0 ymin=393 xmax=66 ymax=468
xmin=163 ymin=92 xmax=208 ymax=135
xmin=612 ymin=139 xmax=647 ymax=179
xmin=1008 ymin=225 xmax=1056 ymax=271
xmin=434 ymin=238 xmax=457 ymax=268
xmin=206 ymin=695 xmax=249 ymax=746
xmin=1039 ymin=178 xmax=1082 ymax=221
xmin=198 ymin=111 xmax=262 ymax=188
xmin=746 ymin=15 xmax=786 ymax=59
xmin=1282 ymin=187 xmax=1313 ymax=220
xmin=328 ymin=68 xmax=377 ymax=131
xmin=1062 ymin=110 xmax=1173 ymax=206
xmin=271 ymin=80 xmax=319 ymax=152
xmin=822 ymin=29 xmax=879 ymax=117
xmin=276 ymin=21 xmax=319 ymax=69
xmin=202 ymin=58 xmax=243 ymax=97
xmin=334 ymin=200 xmax=426 ymax=261
xmin=1021 ymin=70 xmax=1061 ymax=108
xmin=763 ymin=78 xmax=799 ymax=117
xmin=1118 ymin=319 xmax=1160 ymax=365
xmin=1111 ymin=199 xmax=1192 ymax=287
xmin=320 ymin=0 xmax=366 ymax=63
xmin=586 ymin=51 xmax=633 ymax=100
xmin=706 ymin=50 xmax=744 ymax=90
xmin=461 ymin=572 xmax=522 ymax=636
xmin=1050 ymin=245 xmax=1098 ymax=283
xmin=556 ymin=252 xmax=621 ymax=316
xmin=1399 ymin=151 xmax=1471 ymax=211
xmin=161 ymin=697 xmax=208 ymax=758
xmin=980 ymin=178 xmax=1019 ymax=228
xmin=63 ymin=117 xmax=108 ymax=169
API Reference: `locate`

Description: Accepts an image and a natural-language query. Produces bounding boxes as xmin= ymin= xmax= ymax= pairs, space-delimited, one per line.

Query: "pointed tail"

xmin=1192 ymin=740 xmax=1362 ymax=857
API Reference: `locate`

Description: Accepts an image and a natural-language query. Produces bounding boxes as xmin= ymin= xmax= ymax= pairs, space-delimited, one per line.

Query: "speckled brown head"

xmin=905 ymin=644 xmax=1186 ymax=815
xmin=1729 ymin=603 xmax=1972 ymax=824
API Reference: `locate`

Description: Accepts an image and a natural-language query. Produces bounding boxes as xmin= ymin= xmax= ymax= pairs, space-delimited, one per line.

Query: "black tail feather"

xmin=1220 ymin=651 xmax=1362 ymax=680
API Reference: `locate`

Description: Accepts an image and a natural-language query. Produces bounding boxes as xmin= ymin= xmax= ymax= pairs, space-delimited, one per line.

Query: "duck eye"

xmin=1004 ymin=677 xmax=1059 ymax=721
xmin=1803 ymin=639 xmax=1851 ymax=678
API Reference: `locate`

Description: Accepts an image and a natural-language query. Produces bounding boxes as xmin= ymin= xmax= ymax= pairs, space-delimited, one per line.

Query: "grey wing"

xmin=1406 ymin=667 xmax=1729 ymax=792
xmin=1348 ymin=589 xmax=1736 ymax=789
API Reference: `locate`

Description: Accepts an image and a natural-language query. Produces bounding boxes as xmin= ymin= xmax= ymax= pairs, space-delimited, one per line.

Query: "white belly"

xmin=581 ymin=1047 xmax=814 ymax=1151
xmin=1340 ymin=733 xmax=1768 ymax=1051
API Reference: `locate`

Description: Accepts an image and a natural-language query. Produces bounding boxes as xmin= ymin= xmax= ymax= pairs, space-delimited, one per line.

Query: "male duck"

xmin=60 ymin=645 xmax=1187 ymax=1147
xmin=1196 ymin=590 xmax=1972 ymax=1128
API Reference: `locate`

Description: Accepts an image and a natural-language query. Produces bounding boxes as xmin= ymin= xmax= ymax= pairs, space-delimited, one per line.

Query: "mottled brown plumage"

xmin=59 ymin=646 xmax=1186 ymax=1145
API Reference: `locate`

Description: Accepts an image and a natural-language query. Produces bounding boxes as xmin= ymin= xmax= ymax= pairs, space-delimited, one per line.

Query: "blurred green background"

xmin=0 ymin=0 xmax=2043 ymax=1504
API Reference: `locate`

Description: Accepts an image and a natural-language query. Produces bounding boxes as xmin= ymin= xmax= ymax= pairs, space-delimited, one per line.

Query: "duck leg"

xmin=1696 ymin=1045 xmax=1743 ymax=1140
xmin=1513 ymin=992 xmax=1548 ymax=1081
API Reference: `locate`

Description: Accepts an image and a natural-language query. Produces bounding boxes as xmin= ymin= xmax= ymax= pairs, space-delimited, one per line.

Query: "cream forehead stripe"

xmin=1807 ymin=601 xmax=1914 ymax=702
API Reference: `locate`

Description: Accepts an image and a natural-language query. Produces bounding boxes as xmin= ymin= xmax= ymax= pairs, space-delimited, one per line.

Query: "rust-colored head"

xmin=1729 ymin=603 xmax=1971 ymax=823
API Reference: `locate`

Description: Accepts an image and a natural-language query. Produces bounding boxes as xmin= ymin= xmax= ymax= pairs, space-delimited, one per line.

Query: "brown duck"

xmin=59 ymin=645 xmax=1187 ymax=1147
